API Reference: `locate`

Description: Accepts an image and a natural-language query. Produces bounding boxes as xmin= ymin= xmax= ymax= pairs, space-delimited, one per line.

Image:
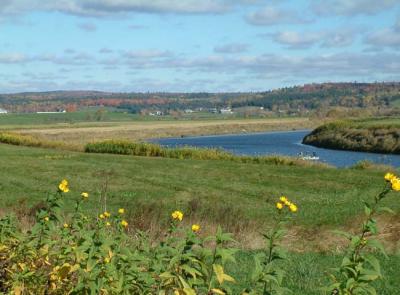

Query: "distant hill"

xmin=1 ymin=82 xmax=399 ymax=115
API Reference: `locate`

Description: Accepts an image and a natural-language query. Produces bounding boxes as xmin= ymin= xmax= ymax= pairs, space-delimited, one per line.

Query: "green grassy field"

xmin=1 ymin=142 xmax=399 ymax=243
xmin=350 ymin=117 xmax=400 ymax=128
xmin=1 ymin=113 xmax=400 ymax=293
xmin=1 ymin=140 xmax=400 ymax=293
xmin=228 ymin=252 xmax=400 ymax=294
xmin=0 ymin=109 xmax=288 ymax=129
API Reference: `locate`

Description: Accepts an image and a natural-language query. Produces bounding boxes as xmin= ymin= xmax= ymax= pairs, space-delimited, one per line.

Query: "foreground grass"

xmin=228 ymin=252 xmax=400 ymax=294
xmin=1 ymin=143 xmax=400 ymax=293
xmin=1 ymin=143 xmax=399 ymax=248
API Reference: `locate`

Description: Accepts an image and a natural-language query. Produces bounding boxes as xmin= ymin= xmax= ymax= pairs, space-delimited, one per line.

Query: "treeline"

xmin=1 ymin=82 xmax=399 ymax=114
xmin=302 ymin=118 xmax=400 ymax=154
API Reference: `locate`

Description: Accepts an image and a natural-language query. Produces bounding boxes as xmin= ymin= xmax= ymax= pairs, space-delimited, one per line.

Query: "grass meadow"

xmin=1 ymin=141 xmax=400 ymax=293
xmin=0 ymin=111 xmax=315 ymax=148
xmin=1 ymin=113 xmax=400 ymax=293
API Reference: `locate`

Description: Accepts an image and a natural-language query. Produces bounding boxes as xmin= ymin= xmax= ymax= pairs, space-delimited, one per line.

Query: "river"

xmin=152 ymin=130 xmax=400 ymax=168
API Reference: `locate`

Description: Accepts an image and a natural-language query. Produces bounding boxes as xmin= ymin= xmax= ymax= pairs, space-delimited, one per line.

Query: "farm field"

xmin=0 ymin=110 xmax=262 ymax=128
xmin=0 ymin=112 xmax=315 ymax=148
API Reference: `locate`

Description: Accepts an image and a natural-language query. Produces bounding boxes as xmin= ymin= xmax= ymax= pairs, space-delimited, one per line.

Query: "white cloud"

xmin=246 ymin=6 xmax=310 ymax=26
xmin=0 ymin=0 xmax=251 ymax=17
xmin=214 ymin=43 xmax=249 ymax=53
xmin=311 ymin=0 xmax=398 ymax=16
xmin=365 ymin=19 xmax=400 ymax=49
xmin=267 ymin=27 xmax=359 ymax=49
xmin=124 ymin=49 xmax=172 ymax=59
xmin=77 ymin=22 xmax=97 ymax=32
xmin=99 ymin=48 xmax=113 ymax=54
xmin=272 ymin=31 xmax=321 ymax=49
xmin=0 ymin=53 xmax=28 ymax=63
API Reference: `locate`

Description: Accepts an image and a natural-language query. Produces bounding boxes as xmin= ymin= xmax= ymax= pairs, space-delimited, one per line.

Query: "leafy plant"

xmin=326 ymin=172 xmax=400 ymax=294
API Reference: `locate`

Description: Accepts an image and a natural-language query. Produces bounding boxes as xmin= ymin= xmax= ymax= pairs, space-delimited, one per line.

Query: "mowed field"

xmin=0 ymin=111 xmax=315 ymax=148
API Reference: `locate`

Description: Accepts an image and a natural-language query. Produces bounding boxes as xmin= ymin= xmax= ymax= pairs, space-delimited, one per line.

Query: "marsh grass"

xmin=0 ymin=132 xmax=79 ymax=151
xmin=350 ymin=160 xmax=396 ymax=172
xmin=84 ymin=140 xmax=331 ymax=168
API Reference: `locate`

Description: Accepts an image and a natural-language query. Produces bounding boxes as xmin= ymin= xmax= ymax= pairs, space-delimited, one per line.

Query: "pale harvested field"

xmin=16 ymin=117 xmax=315 ymax=147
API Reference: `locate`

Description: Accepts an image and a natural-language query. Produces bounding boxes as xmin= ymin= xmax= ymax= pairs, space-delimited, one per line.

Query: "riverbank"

xmin=303 ymin=117 xmax=400 ymax=154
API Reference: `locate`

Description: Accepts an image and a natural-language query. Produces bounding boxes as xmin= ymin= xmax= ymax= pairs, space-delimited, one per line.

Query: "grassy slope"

xmin=2 ymin=143 xmax=397 ymax=227
xmin=1 ymin=143 xmax=400 ymax=293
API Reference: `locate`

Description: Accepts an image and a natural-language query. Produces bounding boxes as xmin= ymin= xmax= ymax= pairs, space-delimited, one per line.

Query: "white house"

xmin=0 ymin=108 xmax=8 ymax=114
xmin=220 ymin=107 xmax=233 ymax=114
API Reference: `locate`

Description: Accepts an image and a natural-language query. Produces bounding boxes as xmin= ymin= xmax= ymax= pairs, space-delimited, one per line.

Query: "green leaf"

xmin=213 ymin=264 xmax=235 ymax=285
xmin=366 ymin=239 xmax=387 ymax=257
xmin=377 ymin=207 xmax=394 ymax=214
xmin=364 ymin=202 xmax=372 ymax=216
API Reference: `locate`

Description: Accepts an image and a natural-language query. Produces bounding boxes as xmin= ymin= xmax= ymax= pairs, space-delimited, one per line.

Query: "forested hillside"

xmin=1 ymin=82 xmax=399 ymax=115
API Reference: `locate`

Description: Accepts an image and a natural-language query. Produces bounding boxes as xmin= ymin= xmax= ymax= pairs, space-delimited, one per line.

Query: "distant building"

xmin=184 ymin=109 xmax=194 ymax=113
xmin=0 ymin=108 xmax=8 ymax=114
xmin=36 ymin=109 xmax=66 ymax=114
xmin=220 ymin=107 xmax=233 ymax=114
xmin=149 ymin=111 xmax=163 ymax=116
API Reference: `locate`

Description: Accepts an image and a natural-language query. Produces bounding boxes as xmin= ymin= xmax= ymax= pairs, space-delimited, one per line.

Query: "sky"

xmin=0 ymin=0 xmax=400 ymax=93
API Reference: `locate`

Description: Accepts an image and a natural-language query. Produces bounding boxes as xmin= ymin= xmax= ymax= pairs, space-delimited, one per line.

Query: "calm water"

xmin=153 ymin=130 xmax=400 ymax=168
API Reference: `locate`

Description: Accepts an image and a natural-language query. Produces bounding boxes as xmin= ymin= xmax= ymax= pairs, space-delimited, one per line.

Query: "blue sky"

xmin=1 ymin=0 xmax=400 ymax=93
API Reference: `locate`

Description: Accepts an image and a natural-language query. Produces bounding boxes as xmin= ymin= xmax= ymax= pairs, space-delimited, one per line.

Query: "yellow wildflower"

xmin=104 ymin=257 xmax=110 ymax=264
xmin=171 ymin=210 xmax=184 ymax=221
xmin=106 ymin=222 xmax=111 ymax=227
xmin=191 ymin=224 xmax=201 ymax=233
xmin=384 ymin=172 xmax=396 ymax=182
xmin=118 ymin=208 xmax=125 ymax=214
xmin=276 ymin=202 xmax=283 ymax=210
xmin=279 ymin=196 xmax=288 ymax=203
xmin=44 ymin=217 xmax=49 ymax=222
xmin=104 ymin=211 xmax=111 ymax=218
xmin=289 ymin=203 xmax=298 ymax=213
xmin=99 ymin=214 xmax=105 ymax=219
xmin=58 ymin=179 xmax=69 ymax=193
xmin=121 ymin=220 xmax=128 ymax=228
xmin=391 ymin=178 xmax=400 ymax=191
xmin=81 ymin=192 xmax=89 ymax=199
xmin=63 ymin=223 xmax=69 ymax=228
